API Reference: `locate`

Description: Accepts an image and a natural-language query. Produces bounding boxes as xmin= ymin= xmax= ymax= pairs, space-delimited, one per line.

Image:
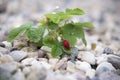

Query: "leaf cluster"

xmin=7 ymin=8 xmax=94 ymax=58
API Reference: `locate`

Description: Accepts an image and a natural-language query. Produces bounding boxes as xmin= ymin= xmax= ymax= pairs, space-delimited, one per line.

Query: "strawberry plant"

xmin=7 ymin=8 xmax=94 ymax=58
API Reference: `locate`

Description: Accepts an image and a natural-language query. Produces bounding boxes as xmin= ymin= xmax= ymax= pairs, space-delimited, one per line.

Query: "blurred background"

xmin=0 ymin=0 xmax=120 ymax=50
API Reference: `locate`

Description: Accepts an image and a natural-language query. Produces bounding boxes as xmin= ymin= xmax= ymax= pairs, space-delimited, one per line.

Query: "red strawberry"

xmin=63 ymin=40 xmax=70 ymax=49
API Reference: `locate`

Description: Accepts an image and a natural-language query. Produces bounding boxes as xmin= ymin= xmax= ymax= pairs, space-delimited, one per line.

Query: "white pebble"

xmin=21 ymin=58 xmax=35 ymax=66
xmin=76 ymin=61 xmax=91 ymax=72
xmin=67 ymin=61 xmax=77 ymax=73
xmin=86 ymin=69 xmax=96 ymax=79
xmin=22 ymin=67 xmax=31 ymax=76
xmin=0 ymin=55 xmax=14 ymax=64
xmin=41 ymin=46 xmax=51 ymax=52
xmin=2 ymin=41 xmax=12 ymax=48
xmin=78 ymin=52 xmax=96 ymax=65
xmin=49 ymin=58 xmax=59 ymax=65
xmin=96 ymin=54 xmax=108 ymax=64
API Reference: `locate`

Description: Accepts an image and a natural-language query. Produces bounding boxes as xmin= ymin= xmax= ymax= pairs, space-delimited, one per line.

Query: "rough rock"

xmin=9 ymin=51 xmax=27 ymax=62
xmin=86 ymin=69 xmax=96 ymax=79
xmin=107 ymin=54 xmax=120 ymax=69
xmin=103 ymin=47 xmax=114 ymax=54
xmin=0 ymin=47 xmax=9 ymax=54
xmin=99 ymin=71 xmax=120 ymax=80
xmin=2 ymin=41 xmax=12 ymax=48
xmin=0 ymin=55 xmax=13 ymax=64
xmin=96 ymin=54 xmax=108 ymax=64
xmin=76 ymin=61 xmax=91 ymax=72
xmin=0 ymin=62 xmax=18 ymax=80
xmin=67 ymin=61 xmax=77 ymax=73
xmin=96 ymin=62 xmax=116 ymax=75
xmin=10 ymin=70 xmax=26 ymax=80
xmin=78 ymin=51 xmax=96 ymax=65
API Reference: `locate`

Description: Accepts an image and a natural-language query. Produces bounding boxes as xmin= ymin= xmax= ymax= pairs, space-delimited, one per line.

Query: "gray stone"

xmin=86 ymin=69 xmax=96 ymax=79
xmin=0 ymin=42 xmax=5 ymax=47
xmin=0 ymin=62 xmax=17 ymax=73
xmin=96 ymin=54 xmax=108 ymax=64
xmin=70 ymin=47 xmax=79 ymax=63
xmin=38 ymin=68 xmax=47 ymax=80
xmin=9 ymin=51 xmax=27 ymax=62
xmin=27 ymin=67 xmax=47 ymax=80
xmin=103 ymin=47 xmax=114 ymax=54
xmin=7 ymin=0 xmax=20 ymax=14
xmin=0 ymin=31 xmax=8 ymax=42
xmin=99 ymin=71 xmax=120 ymax=80
xmin=10 ymin=70 xmax=26 ymax=80
xmin=37 ymin=50 xmax=45 ymax=58
xmin=96 ymin=62 xmax=116 ymax=75
xmin=22 ymin=67 xmax=31 ymax=76
xmin=0 ymin=47 xmax=9 ymax=54
xmin=0 ymin=69 xmax=12 ymax=80
xmin=0 ymin=62 xmax=18 ymax=80
xmin=0 ymin=0 xmax=7 ymax=13
xmin=107 ymin=54 xmax=120 ymax=69
xmin=0 ymin=52 xmax=3 ymax=57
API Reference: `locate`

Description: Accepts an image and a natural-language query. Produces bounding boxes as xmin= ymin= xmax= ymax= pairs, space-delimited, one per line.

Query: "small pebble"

xmin=103 ymin=47 xmax=114 ymax=54
xmin=76 ymin=61 xmax=91 ymax=72
xmin=107 ymin=54 xmax=120 ymax=69
xmin=54 ymin=58 xmax=67 ymax=70
xmin=9 ymin=51 xmax=28 ymax=62
xmin=0 ymin=55 xmax=14 ymax=64
xmin=0 ymin=47 xmax=10 ymax=54
xmin=86 ymin=69 xmax=96 ymax=79
xmin=78 ymin=51 xmax=96 ymax=65
xmin=38 ymin=50 xmax=45 ymax=58
xmin=67 ymin=61 xmax=77 ymax=73
xmin=2 ymin=41 xmax=12 ymax=48
xmin=96 ymin=62 xmax=116 ymax=75
xmin=99 ymin=71 xmax=120 ymax=80
xmin=96 ymin=54 xmax=108 ymax=64
xmin=41 ymin=46 xmax=51 ymax=52
xmin=0 ymin=42 xmax=5 ymax=47
xmin=70 ymin=47 xmax=79 ymax=63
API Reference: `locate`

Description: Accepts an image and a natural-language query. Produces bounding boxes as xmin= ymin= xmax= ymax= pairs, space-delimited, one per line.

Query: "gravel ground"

xmin=0 ymin=0 xmax=120 ymax=80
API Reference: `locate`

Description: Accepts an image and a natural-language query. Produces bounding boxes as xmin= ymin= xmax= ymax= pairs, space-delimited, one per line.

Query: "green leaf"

xmin=46 ymin=22 xmax=58 ymax=30
xmin=61 ymin=45 xmax=72 ymax=55
xmin=45 ymin=12 xmax=70 ymax=24
xmin=7 ymin=22 xmax=33 ymax=42
xmin=63 ymin=35 xmax=77 ymax=47
xmin=43 ymin=34 xmax=59 ymax=47
xmin=61 ymin=23 xmax=87 ymax=46
xmin=51 ymin=45 xmax=62 ymax=58
xmin=61 ymin=24 xmax=85 ymax=38
xmin=74 ymin=22 xmax=94 ymax=28
xmin=25 ymin=27 xmax=45 ymax=42
xmin=66 ymin=8 xmax=85 ymax=15
xmin=82 ymin=38 xmax=87 ymax=46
